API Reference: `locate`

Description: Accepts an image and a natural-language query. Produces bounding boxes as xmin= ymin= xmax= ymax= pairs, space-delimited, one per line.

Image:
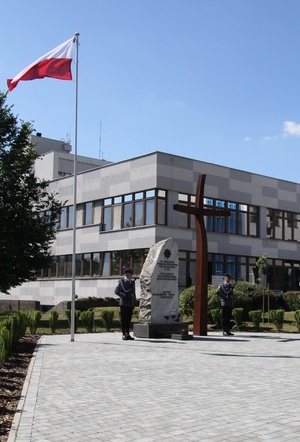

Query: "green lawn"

xmin=32 ymin=307 xmax=140 ymax=335
xmin=28 ymin=308 xmax=300 ymax=335
xmin=207 ymin=310 xmax=299 ymax=333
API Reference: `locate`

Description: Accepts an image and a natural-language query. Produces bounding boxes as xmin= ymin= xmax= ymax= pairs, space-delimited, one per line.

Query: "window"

xmin=92 ymin=253 xmax=101 ymax=276
xmin=202 ymin=198 xmax=259 ymax=237
xmin=101 ymin=189 xmax=166 ymax=230
xmin=267 ymin=208 xmax=300 ymax=242
xmin=66 ymin=255 xmax=72 ymax=277
xmin=103 ymin=206 xmax=112 ymax=231
xmin=75 ymin=254 xmax=81 ymax=276
xmin=112 ymin=204 xmax=122 ymax=230
xmin=59 ymin=206 xmax=74 ymax=229
xmin=60 ymin=207 xmax=67 ymax=229
xmin=58 ymin=256 xmax=65 ymax=277
xmin=157 ymin=199 xmax=166 ymax=225
xmin=123 ymin=202 xmax=133 ymax=227
xmin=102 ymin=252 xmax=110 ymax=276
xmin=84 ymin=202 xmax=93 ymax=225
xmin=134 ymin=201 xmax=143 ymax=226
xmin=177 ymin=193 xmax=195 ymax=228
xmin=82 ymin=253 xmax=91 ymax=276
xmin=133 ymin=249 xmax=144 ymax=274
xmin=112 ymin=251 xmax=122 ymax=275
xmin=145 ymin=199 xmax=155 ymax=225
xmin=68 ymin=206 xmax=74 ymax=228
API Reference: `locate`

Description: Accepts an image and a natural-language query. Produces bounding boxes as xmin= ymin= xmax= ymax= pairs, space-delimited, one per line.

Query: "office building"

xmin=2 ymin=136 xmax=300 ymax=305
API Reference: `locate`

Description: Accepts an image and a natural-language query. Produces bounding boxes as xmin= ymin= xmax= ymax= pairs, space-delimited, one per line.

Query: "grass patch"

xmin=185 ymin=310 xmax=299 ymax=333
xmin=28 ymin=307 xmax=140 ymax=335
xmin=23 ymin=308 xmax=300 ymax=335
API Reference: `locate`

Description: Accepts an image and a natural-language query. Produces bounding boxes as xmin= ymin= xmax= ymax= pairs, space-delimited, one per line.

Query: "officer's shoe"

xmin=126 ymin=334 xmax=135 ymax=340
xmin=122 ymin=334 xmax=129 ymax=340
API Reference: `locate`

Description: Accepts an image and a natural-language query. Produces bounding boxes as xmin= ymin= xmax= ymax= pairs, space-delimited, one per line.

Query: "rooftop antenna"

xmin=99 ymin=121 xmax=103 ymax=160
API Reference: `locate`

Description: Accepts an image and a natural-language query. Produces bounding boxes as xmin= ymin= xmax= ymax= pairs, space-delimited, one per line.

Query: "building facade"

xmin=2 ymin=140 xmax=300 ymax=306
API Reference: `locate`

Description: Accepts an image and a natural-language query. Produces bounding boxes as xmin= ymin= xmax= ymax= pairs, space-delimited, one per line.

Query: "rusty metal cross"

xmin=173 ymin=174 xmax=231 ymax=336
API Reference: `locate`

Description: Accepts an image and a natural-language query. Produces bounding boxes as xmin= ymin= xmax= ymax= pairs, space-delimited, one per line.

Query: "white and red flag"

xmin=7 ymin=37 xmax=74 ymax=91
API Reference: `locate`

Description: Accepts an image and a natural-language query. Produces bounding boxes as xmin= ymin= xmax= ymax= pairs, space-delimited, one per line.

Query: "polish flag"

xmin=7 ymin=37 xmax=74 ymax=92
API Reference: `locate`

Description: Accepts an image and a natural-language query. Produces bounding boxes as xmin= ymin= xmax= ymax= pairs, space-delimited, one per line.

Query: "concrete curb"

xmin=7 ymin=338 xmax=40 ymax=442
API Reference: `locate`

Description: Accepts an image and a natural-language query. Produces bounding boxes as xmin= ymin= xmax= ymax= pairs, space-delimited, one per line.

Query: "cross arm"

xmin=173 ymin=203 xmax=231 ymax=217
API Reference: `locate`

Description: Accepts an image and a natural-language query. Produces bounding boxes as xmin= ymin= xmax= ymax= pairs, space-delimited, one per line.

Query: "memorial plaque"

xmin=134 ymin=237 xmax=187 ymax=338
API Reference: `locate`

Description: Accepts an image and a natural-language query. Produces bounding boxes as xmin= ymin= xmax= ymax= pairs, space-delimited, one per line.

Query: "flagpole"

xmin=71 ymin=32 xmax=80 ymax=342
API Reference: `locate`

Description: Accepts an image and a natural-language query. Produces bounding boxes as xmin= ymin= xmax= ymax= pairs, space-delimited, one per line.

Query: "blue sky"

xmin=2 ymin=0 xmax=300 ymax=183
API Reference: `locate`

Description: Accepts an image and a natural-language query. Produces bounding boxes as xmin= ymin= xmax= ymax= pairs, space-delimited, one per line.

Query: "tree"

xmin=0 ymin=92 xmax=63 ymax=293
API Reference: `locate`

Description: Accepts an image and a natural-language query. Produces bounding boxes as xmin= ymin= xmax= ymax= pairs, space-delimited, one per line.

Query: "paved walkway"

xmin=8 ymin=332 xmax=300 ymax=442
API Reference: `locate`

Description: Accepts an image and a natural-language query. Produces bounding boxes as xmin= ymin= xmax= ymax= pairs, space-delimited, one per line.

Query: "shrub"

xmin=210 ymin=308 xmax=222 ymax=329
xmin=65 ymin=309 xmax=81 ymax=332
xmin=101 ymin=310 xmax=114 ymax=332
xmin=282 ymin=292 xmax=300 ymax=311
xmin=180 ymin=286 xmax=195 ymax=317
xmin=232 ymin=308 xmax=244 ymax=331
xmin=16 ymin=311 xmax=28 ymax=338
xmin=81 ymin=310 xmax=95 ymax=333
xmin=75 ymin=296 xmax=119 ymax=311
xmin=48 ymin=311 xmax=59 ymax=334
xmin=294 ymin=310 xmax=300 ymax=332
xmin=235 ymin=282 xmax=277 ymax=313
xmin=208 ymin=286 xmax=220 ymax=310
xmin=0 ymin=326 xmax=12 ymax=363
xmin=270 ymin=309 xmax=285 ymax=332
xmin=180 ymin=282 xmax=278 ymax=322
xmin=0 ymin=312 xmax=28 ymax=364
xmin=249 ymin=310 xmax=262 ymax=329
xmin=180 ymin=284 xmax=234 ymax=316
xmin=27 ymin=311 xmax=42 ymax=334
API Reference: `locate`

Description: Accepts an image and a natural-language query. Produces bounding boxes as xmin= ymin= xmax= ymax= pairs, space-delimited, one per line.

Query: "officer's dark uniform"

xmin=115 ymin=268 xmax=136 ymax=340
xmin=217 ymin=273 xmax=235 ymax=336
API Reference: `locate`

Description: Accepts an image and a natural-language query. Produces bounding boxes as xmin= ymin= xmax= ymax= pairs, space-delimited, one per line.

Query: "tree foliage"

xmin=0 ymin=92 xmax=62 ymax=293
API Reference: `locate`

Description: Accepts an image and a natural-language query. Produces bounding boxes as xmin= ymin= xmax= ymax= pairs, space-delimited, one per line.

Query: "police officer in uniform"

xmin=217 ymin=273 xmax=235 ymax=336
xmin=115 ymin=268 xmax=136 ymax=340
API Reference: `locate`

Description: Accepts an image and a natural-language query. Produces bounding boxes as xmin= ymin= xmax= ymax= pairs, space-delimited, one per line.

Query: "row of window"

xmin=102 ymin=189 xmax=166 ymax=231
xmin=267 ymin=209 xmax=300 ymax=241
xmin=39 ymin=249 xmax=149 ymax=279
xmin=39 ymin=249 xmax=254 ymax=282
xmin=38 ymin=249 xmax=300 ymax=291
xmin=177 ymin=193 xmax=259 ymax=237
xmin=58 ymin=189 xmax=167 ymax=230
xmin=48 ymin=189 xmax=300 ymax=243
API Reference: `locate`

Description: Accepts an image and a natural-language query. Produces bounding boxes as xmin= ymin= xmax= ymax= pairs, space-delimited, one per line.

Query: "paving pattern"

xmin=8 ymin=332 xmax=300 ymax=441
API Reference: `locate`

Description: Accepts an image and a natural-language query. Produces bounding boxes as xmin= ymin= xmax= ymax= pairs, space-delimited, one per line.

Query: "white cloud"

xmin=243 ymin=137 xmax=251 ymax=142
xmin=283 ymin=121 xmax=300 ymax=137
xmin=261 ymin=136 xmax=272 ymax=143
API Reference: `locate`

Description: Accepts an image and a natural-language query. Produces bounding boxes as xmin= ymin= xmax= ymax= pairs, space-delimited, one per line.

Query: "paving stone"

xmin=8 ymin=332 xmax=300 ymax=441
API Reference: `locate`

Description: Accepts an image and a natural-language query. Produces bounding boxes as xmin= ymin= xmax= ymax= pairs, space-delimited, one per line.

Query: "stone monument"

xmin=134 ymin=237 xmax=188 ymax=338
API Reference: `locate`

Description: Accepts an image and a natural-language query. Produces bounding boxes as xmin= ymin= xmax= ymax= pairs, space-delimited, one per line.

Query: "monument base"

xmin=133 ymin=323 xmax=188 ymax=339
xmin=171 ymin=333 xmax=193 ymax=340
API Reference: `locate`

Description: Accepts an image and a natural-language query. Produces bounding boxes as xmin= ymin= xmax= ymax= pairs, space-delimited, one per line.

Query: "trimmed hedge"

xmin=294 ymin=310 xmax=300 ymax=332
xmin=0 ymin=311 xmax=28 ymax=364
xmin=81 ymin=310 xmax=95 ymax=333
xmin=282 ymin=292 xmax=300 ymax=311
xmin=270 ymin=309 xmax=285 ymax=332
xmin=248 ymin=310 xmax=262 ymax=329
xmin=75 ymin=297 xmax=119 ymax=311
